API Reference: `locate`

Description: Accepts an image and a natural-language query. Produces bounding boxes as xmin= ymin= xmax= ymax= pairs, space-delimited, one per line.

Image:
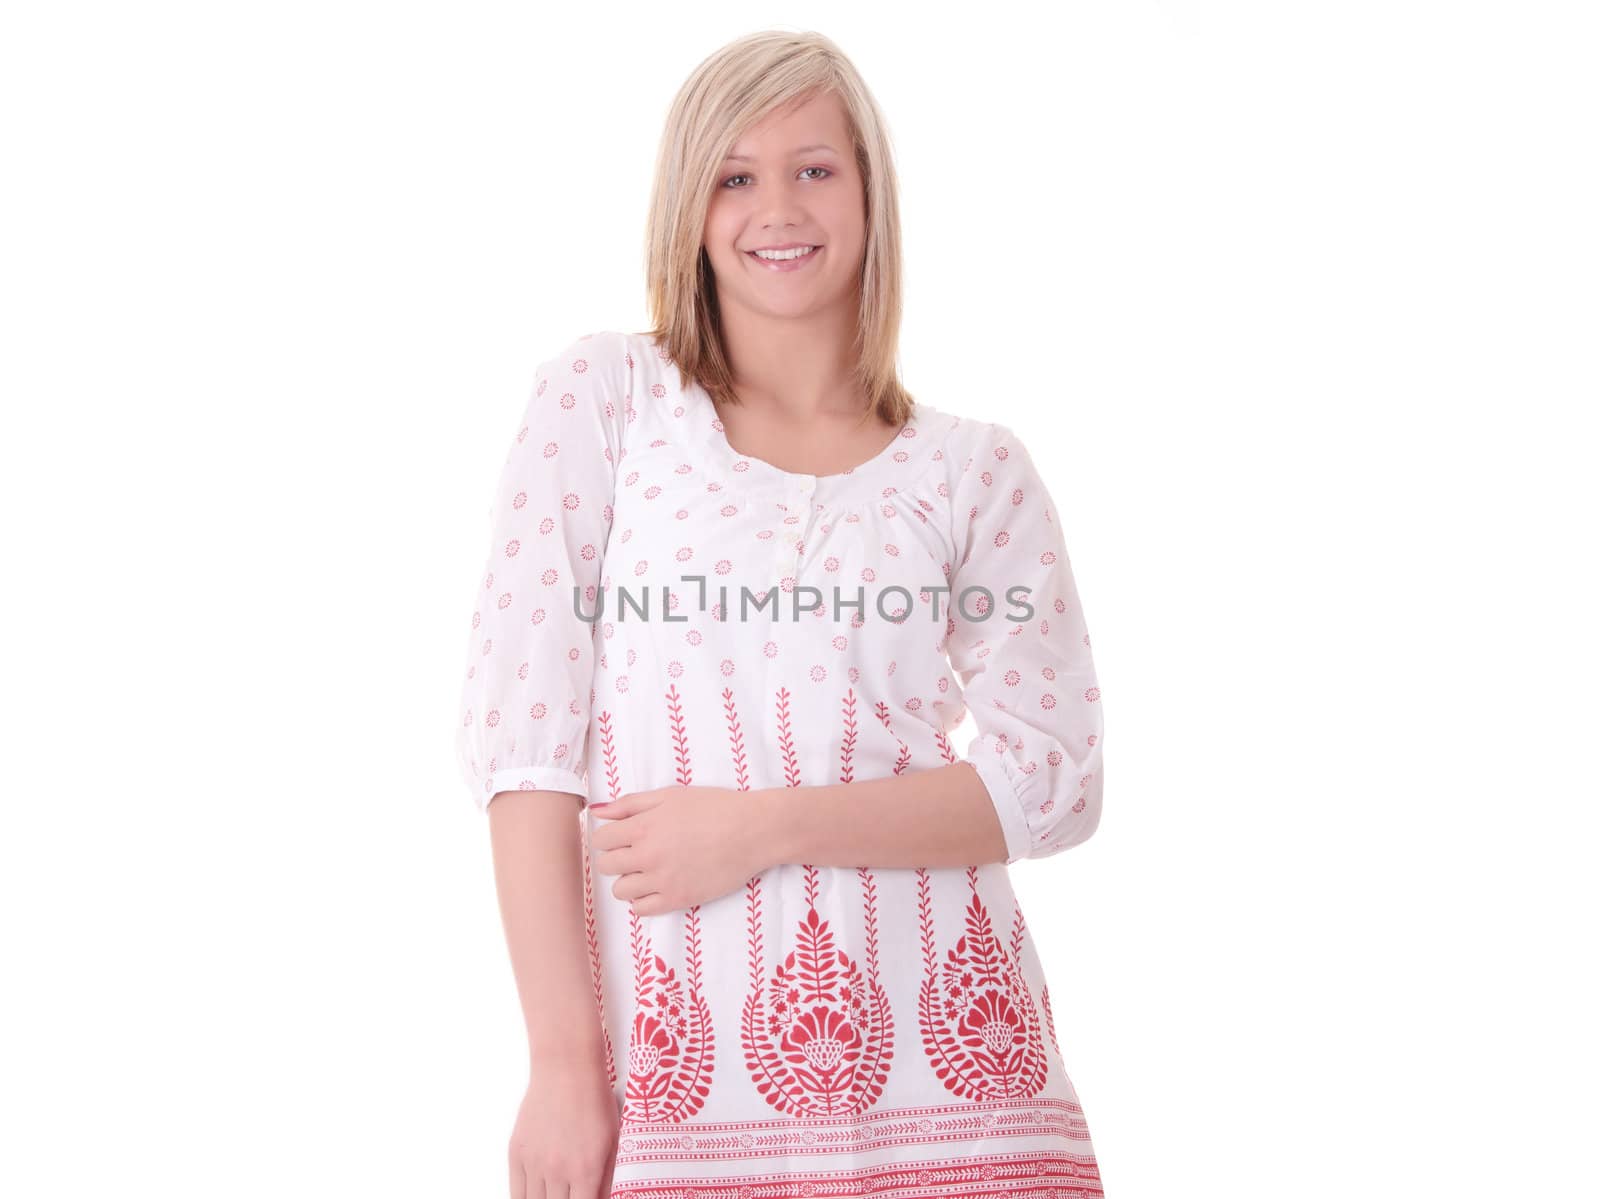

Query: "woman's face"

xmin=702 ymin=89 xmax=865 ymax=324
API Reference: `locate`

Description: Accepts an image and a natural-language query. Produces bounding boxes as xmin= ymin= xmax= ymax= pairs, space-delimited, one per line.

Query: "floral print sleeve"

xmin=944 ymin=420 xmax=1105 ymax=864
xmin=454 ymin=331 xmax=629 ymax=812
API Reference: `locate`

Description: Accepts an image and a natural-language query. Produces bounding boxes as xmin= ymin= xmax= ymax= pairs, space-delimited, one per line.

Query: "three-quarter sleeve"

xmin=944 ymin=420 xmax=1105 ymax=864
xmin=454 ymin=331 xmax=628 ymax=813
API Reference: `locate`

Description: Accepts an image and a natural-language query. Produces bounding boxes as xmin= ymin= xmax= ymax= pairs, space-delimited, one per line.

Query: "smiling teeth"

xmin=752 ymin=246 xmax=818 ymax=261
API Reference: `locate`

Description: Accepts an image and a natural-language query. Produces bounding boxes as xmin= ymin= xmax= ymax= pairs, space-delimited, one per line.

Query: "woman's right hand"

xmin=508 ymin=1053 xmax=620 ymax=1198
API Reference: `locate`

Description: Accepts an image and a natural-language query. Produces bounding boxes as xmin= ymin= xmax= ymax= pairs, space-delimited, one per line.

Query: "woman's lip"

xmin=746 ymin=245 xmax=823 ymax=272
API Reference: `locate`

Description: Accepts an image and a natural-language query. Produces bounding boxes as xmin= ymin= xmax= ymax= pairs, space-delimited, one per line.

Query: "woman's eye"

xmin=722 ymin=166 xmax=832 ymax=188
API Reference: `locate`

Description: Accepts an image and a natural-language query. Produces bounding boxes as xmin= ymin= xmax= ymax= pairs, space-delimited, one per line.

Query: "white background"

xmin=3 ymin=2 xmax=1595 ymax=1196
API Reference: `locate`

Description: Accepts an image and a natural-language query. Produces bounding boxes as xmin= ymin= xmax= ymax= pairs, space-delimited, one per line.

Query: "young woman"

xmin=455 ymin=30 xmax=1107 ymax=1199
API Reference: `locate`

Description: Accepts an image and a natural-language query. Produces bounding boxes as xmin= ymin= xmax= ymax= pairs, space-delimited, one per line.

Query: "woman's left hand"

xmin=590 ymin=785 xmax=781 ymax=916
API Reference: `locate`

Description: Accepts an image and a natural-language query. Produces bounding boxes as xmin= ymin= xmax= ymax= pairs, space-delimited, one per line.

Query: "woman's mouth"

xmin=746 ymin=245 xmax=822 ymax=272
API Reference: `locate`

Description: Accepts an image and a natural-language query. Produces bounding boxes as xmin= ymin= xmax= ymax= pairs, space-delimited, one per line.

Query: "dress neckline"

xmin=697 ymin=381 xmax=926 ymax=504
xmin=707 ymin=394 xmax=920 ymax=483
xmin=639 ymin=331 xmax=955 ymax=509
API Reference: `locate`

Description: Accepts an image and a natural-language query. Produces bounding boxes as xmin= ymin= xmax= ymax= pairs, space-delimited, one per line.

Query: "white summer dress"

xmin=454 ymin=329 xmax=1107 ymax=1198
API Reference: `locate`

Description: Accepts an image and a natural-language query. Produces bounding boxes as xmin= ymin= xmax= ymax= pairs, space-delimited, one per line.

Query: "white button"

xmin=784 ymin=530 xmax=800 ymax=545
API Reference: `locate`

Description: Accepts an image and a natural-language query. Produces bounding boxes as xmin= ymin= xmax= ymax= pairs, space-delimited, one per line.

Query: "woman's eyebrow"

xmin=722 ymin=143 xmax=839 ymax=162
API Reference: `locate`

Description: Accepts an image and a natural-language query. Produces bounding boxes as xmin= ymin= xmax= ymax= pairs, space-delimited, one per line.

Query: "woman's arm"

xmin=488 ymin=790 xmax=607 ymax=1066
xmin=754 ymin=764 xmax=1009 ymax=869
xmin=453 ymin=337 xmax=628 ymax=1192
xmin=490 ymin=789 xmax=620 ymax=1196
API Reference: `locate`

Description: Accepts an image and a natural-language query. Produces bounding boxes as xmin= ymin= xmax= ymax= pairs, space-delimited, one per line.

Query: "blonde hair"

xmin=641 ymin=30 xmax=914 ymax=427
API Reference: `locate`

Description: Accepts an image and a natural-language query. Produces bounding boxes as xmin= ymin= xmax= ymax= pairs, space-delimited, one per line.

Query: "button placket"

xmin=776 ymin=478 xmax=815 ymax=577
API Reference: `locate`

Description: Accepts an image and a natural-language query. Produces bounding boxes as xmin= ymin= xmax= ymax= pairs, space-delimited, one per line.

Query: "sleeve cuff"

xmin=478 ymin=766 xmax=589 ymax=813
xmin=965 ymin=752 xmax=1033 ymax=865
